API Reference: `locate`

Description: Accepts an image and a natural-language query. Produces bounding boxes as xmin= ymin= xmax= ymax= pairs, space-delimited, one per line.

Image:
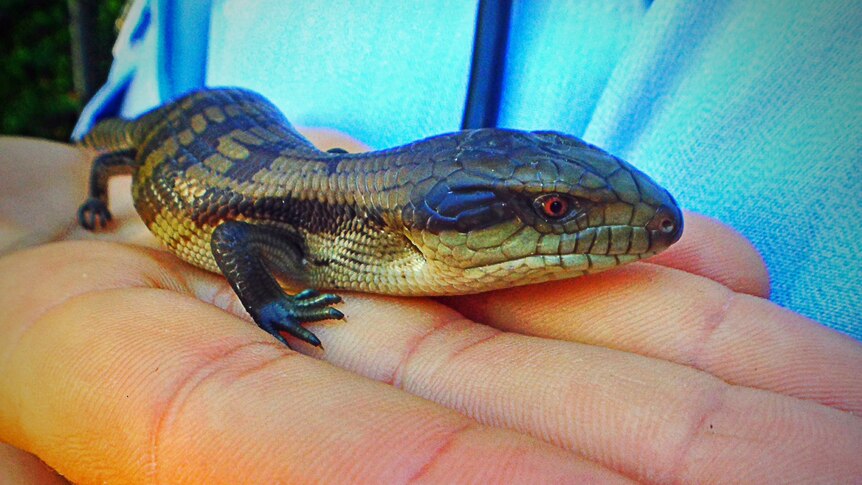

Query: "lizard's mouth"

xmin=461 ymin=251 xmax=649 ymax=273
xmin=451 ymin=220 xmax=674 ymax=272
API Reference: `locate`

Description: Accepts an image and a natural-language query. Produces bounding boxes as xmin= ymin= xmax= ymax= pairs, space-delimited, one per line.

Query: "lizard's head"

xmin=396 ymin=129 xmax=683 ymax=293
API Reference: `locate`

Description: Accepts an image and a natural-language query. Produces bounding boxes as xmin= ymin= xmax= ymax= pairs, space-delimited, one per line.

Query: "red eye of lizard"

xmin=540 ymin=195 xmax=569 ymax=219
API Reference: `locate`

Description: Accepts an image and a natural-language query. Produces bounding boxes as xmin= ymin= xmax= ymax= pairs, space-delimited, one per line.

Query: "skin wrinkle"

xmin=232 ymin=346 xmax=293 ymax=381
xmin=406 ymin=422 xmax=475 ymax=484
xmin=493 ymin=263 xmax=861 ymax=415
xmin=664 ymin=381 xmax=730 ymax=483
xmin=389 ymin=314 xmax=474 ymax=387
xmin=389 ymin=327 xmax=669 ymax=477
xmin=553 ymin=364 xmax=734 ymax=483
xmin=446 ymin=329 xmax=505 ymax=362
xmin=149 ymin=340 xmax=290 ymax=484
xmin=147 ymin=244 xmax=273 ymax=323
xmin=117 ymin=244 xmax=250 ymax=321
xmin=119 ymin=244 xmax=247 ymax=313
xmin=4 ymin=288 xmax=196 ymax=457
xmin=0 ymin=243 xmax=295 ymax=478
xmin=685 ymin=287 xmax=735 ymax=370
xmin=615 ymin=265 xmax=862 ymax=415
xmin=52 ymin=218 xmax=83 ymax=242
xmin=137 ymin=252 xmax=194 ymax=296
xmin=544 ymin=340 xmax=813 ymax=483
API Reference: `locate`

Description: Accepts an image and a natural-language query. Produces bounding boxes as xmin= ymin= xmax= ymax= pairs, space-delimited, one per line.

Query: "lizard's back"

xmin=84 ymin=88 xmax=325 ymax=272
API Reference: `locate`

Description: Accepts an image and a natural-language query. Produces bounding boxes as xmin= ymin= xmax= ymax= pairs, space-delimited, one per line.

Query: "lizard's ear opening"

xmin=399 ymin=179 xmax=513 ymax=232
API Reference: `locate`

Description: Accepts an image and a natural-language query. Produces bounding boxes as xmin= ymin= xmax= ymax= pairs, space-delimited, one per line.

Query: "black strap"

xmin=461 ymin=0 xmax=513 ymax=129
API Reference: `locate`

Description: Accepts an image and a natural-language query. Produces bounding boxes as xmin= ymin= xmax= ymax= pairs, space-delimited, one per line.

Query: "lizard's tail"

xmin=80 ymin=107 xmax=163 ymax=153
xmin=81 ymin=118 xmax=138 ymax=152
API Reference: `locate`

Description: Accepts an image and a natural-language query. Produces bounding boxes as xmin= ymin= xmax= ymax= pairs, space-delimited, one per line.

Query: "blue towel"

xmin=74 ymin=0 xmax=862 ymax=338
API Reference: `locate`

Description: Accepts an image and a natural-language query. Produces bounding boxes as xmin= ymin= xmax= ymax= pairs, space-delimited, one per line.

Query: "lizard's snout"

xmin=646 ymin=201 xmax=684 ymax=252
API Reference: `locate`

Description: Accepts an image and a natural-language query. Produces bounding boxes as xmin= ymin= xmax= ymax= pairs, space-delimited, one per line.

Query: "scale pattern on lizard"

xmin=78 ymin=87 xmax=683 ymax=347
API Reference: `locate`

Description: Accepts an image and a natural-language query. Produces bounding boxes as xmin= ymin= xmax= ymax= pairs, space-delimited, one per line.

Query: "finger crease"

xmin=665 ymin=382 xmax=729 ymax=482
xmin=448 ymin=330 xmax=504 ymax=361
xmin=407 ymin=422 xmax=475 ymax=483
xmin=688 ymin=290 xmax=735 ymax=370
xmin=149 ymin=340 xmax=290 ymax=483
xmin=388 ymin=315 xmax=473 ymax=387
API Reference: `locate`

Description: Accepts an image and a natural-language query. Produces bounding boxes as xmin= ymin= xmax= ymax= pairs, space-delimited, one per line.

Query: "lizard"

xmin=77 ymin=87 xmax=683 ymax=348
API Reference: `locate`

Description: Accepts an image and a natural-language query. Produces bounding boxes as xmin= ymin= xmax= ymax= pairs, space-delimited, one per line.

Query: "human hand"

xmin=1 ymin=136 xmax=860 ymax=484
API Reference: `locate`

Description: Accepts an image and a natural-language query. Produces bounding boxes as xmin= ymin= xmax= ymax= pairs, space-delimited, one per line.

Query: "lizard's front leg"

xmin=210 ymin=220 xmax=343 ymax=348
xmin=77 ymin=149 xmax=137 ymax=230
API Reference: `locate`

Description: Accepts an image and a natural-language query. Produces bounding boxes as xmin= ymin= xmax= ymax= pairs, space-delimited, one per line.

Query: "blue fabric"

xmin=157 ymin=0 xmax=210 ymax=98
xmin=207 ymin=0 xmax=478 ymax=148
xmin=74 ymin=0 xmax=862 ymax=338
xmin=582 ymin=1 xmax=862 ymax=336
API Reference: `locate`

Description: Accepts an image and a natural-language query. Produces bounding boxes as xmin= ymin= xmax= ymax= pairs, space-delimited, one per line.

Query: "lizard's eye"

xmin=535 ymin=194 xmax=573 ymax=219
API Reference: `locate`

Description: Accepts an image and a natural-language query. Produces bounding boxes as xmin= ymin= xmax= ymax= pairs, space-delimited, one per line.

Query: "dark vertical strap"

xmin=461 ymin=0 xmax=513 ymax=129
xmin=157 ymin=0 xmax=211 ymax=99
xmin=67 ymin=0 xmax=103 ymax=103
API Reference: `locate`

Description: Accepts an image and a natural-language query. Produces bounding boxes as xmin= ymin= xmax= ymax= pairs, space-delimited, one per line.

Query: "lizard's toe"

xmin=254 ymin=297 xmax=341 ymax=348
xmin=77 ymin=198 xmax=112 ymax=231
xmin=294 ymin=291 xmax=342 ymax=308
xmin=294 ymin=289 xmax=320 ymax=300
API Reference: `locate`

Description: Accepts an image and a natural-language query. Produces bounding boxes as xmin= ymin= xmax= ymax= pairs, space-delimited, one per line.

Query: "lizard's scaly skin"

xmin=78 ymin=87 xmax=683 ymax=345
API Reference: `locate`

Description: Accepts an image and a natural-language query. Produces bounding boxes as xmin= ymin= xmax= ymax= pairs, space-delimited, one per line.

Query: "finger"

xmin=442 ymin=263 xmax=862 ymax=414
xmin=307 ymin=294 xmax=862 ymax=483
xmin=0 ymin=443 xmax=68 ymax=485
xmin=0 ymin=243 xmax=625 ymax=484
xmin=0 ymin=137 xmax=156 ymax=248
xmin=0 ymin=138 xmax=88 ymax=251
xmin=297 ymin=126 xmax=371 ymax=153
xmin=645 ymin=211 xmax=770 ymax=297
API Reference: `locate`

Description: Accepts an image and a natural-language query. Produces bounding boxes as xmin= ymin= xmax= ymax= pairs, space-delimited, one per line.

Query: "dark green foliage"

xmin=0 ymin=0 xmax=124 ymax=140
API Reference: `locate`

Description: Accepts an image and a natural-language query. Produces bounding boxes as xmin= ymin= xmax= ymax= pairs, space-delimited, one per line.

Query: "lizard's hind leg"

xmin=210 ymin=220 xmax=344 ymax=348
xmin=77 ymin=149 xmax=137 ymax=230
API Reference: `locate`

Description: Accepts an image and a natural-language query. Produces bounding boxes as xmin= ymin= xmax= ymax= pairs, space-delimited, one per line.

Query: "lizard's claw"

xmin=77 ymin=198 xmax=112 ymax=231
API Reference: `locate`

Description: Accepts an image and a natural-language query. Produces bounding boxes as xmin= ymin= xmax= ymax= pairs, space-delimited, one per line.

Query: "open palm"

xmin=1 ymin=136 xmax=860 ymax=484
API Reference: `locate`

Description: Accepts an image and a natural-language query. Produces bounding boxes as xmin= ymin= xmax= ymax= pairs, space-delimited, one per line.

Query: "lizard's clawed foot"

xmin=77 ymin=198 xmax=112 ymax=230
xmin=254 ymin=291 xmax=344 ymax=348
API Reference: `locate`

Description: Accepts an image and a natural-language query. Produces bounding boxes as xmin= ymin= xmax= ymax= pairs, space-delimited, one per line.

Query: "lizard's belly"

xmin=133 ymin=161 xmax=222 ymax=273
xmin=146 ymin=205 xmax=220 ymax=273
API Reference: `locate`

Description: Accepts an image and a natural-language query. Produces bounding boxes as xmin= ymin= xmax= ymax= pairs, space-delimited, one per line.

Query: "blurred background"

xmin=1 ymin=0 xmax=125 ymax=140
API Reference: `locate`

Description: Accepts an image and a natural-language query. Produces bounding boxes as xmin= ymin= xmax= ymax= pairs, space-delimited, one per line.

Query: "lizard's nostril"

xmin=659 ymin=216 xmax=675 ymax=234
xmin=647 ymin=203 xmax=684 ymax=248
